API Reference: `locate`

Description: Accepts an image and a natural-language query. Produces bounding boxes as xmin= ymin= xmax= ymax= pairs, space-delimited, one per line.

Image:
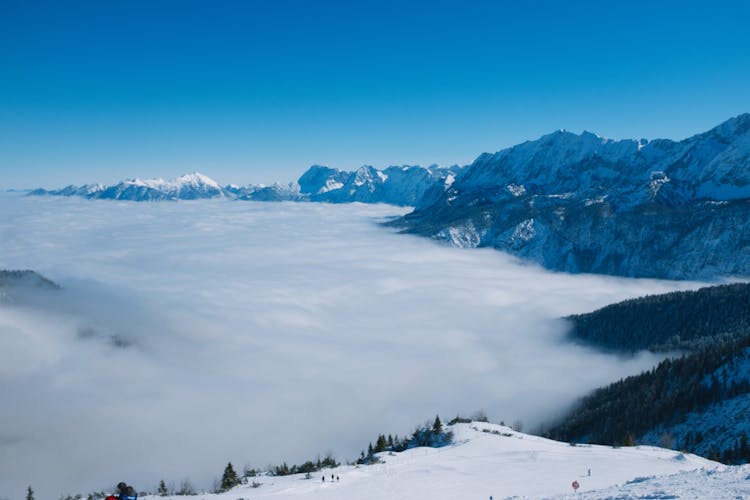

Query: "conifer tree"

xmin=375 ymin=434 xmax=387 ymax=452
xmin=624 ymin=432 xmax=635 ymax=446
xmin=157 ymin=480 xmax=168 ymax=496
xmin=433 ymin=415 xmax=443 ymax=435
xmin=220 ymin=462 xmax=241 ymax=491
xmin=26 ymin=486 xmax=34 ymax=500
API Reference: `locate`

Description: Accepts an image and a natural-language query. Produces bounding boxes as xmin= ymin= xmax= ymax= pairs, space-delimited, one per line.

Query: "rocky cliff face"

xmin=392 ymin=114 xmax=750 ymax=280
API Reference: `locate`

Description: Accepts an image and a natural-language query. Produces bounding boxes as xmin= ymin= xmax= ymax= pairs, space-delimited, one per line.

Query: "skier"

xmin=117 ymin=482 xmax=137 ymax=500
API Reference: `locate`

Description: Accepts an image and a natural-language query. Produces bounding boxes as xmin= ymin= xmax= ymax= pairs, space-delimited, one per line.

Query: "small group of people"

xmin=105 ymin=482 xmax=137 ymax=500
xmin=321 ymin=474 xmax=340 ymax=482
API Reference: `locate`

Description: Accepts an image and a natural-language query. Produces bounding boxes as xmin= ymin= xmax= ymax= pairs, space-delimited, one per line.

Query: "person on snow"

xmin=117 ymin=482 xmax=137 ymax=500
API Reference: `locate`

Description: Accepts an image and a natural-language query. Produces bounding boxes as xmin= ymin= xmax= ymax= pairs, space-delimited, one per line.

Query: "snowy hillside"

xmin=393 ymin=113 xmax=750 ymax=279
xmin=569 ymin=465 xmax=750 ymax=499
xmin=141 ymin=423 xmax=726 ymax=500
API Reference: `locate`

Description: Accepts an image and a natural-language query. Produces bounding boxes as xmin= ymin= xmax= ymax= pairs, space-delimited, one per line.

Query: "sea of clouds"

xmin=0 ymin=193 xmax=706 ymax=498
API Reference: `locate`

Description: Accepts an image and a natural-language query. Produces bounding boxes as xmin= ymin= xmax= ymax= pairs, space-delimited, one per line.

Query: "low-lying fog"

xmin=0 ymin=194 xmax=703 ymax=498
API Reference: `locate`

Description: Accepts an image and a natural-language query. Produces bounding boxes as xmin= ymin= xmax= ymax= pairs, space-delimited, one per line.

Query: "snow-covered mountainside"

xmin=392 ymin=113 xmax=750 ymax=279
xmin=139 ymin=422 xmax=732 ymax=500
xmin=233 ymin=182 xmax=305 ymax=202
xmin=298 ymin=164 xmax=461 ymax=207
xmin=549 ymin=337 xmax=750 ymax=466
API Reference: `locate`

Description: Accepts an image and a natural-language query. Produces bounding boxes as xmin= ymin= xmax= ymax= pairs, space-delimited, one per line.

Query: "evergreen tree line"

xmin=270 ymin=454 xmax=339 ymax=476
xmin=566 ymin=282 xmax=750 ymax=352
xmin=545 ymin=333 xmax=750 ymax=464
xmin=0 ymin=269 xmax=60 ymax=290
xmin=719 ymin=432 xmax=750 ymax=465
xmin=357 ymin=416 xmax=453 ymax=464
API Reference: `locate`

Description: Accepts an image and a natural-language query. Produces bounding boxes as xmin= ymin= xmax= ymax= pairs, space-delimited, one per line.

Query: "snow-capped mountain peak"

xmin=125 ymin=172 xmax=220 ymax=190
xmin=174 ymin=172 xmax=222 ymax=189
xmin=28 ymin=172 xmax=229 ymax=201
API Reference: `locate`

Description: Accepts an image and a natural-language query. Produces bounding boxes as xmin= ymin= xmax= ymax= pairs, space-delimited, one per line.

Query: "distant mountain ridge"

xmin=391 ymin=113 xmax=750 ymax=279
xmin=31 ymin=172 xmax=235 ymax=201
xmin=297 ymin=164 xmax=461 ymax=207
xmin=28 ymin=164 xmax=458 ymax=206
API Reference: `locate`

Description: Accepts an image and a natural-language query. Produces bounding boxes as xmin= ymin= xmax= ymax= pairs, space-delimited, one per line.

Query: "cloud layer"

xmin=0 ymin=194 xmax=705 ymax=498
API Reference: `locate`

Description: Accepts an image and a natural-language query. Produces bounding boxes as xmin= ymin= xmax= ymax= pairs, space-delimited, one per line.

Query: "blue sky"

xmin=2 ymin=0 xmax=749 ymax=188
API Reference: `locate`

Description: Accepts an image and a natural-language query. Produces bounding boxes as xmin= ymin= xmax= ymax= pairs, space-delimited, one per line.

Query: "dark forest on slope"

xmin=565 ymin=282 xmax=750 ymax=353
xmin=548 ymin=282 xmax=750 ymax=464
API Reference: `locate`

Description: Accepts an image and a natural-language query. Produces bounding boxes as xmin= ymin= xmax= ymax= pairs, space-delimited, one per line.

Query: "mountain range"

xmin=28 ymin=165 xmax=459 ymax=206
xmin=391 ymin=113 xmax=750 ymax=279
xmin=29 ymin=172 xmax=310 ymax=202
xmin=26 ymin=113 xmax=750 ymax=279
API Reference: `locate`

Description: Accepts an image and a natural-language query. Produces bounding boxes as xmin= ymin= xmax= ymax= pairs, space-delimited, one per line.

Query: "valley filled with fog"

xmin=0 ymin=194 xmax=705 ymax=497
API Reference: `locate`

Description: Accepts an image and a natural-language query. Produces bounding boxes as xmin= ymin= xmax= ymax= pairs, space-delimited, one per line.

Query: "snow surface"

xmin=143 ymin=423 xmax=727 ymax=500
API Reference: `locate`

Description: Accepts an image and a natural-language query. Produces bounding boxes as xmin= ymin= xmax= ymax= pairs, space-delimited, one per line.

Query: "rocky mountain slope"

xmin=392 ymin=113 xmax=750 ymax=279
xmin=298 ymin=164 xmax=460 ymax=207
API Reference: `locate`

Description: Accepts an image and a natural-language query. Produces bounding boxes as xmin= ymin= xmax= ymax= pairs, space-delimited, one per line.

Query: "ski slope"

xmin=143 ymin=423 xmax=740 ymax=499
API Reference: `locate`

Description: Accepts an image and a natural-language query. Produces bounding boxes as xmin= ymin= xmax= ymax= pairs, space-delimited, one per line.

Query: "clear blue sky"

xmin=2 ymin=0 xmax=749 ymax=188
